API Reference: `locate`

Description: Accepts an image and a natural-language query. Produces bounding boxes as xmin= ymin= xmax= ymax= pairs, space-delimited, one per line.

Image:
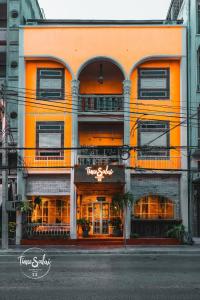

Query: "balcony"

xmin=24 ymin=156 xmax=68 ymax=169
xmin=131 ymin=154 xmax=181 ymax=171
xmin=78 ymin=95 xmax=123 ymax=112
xmin=77 ymin=148 xmax=123 ymax=166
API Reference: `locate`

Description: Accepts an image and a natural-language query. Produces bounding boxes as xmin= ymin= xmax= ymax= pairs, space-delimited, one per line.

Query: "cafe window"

xmin=36 ymin=121 xmax=64 ymax=158
xmin=29 ymin=198 xmax=70 ymax=224
xmin=138 ymin=68 xmax=170 ymax=99
xmin=134 ymin=195 xmax=175 ymax=219
xmin=36 ymin=68 xmax=64 ymax=100
xmin=138 ymin=121 xmax=170 ymax=159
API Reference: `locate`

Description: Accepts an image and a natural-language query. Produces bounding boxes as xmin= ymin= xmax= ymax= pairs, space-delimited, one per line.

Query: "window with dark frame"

xmin=138 ymin=121 xmax=170 ymax=159
xmin=198 ymin=105 xmax=200 ymax=148
xmin=198 ymin=1 xmax=200 ymax=34
xmin=0 ymin=4 xmax=7 ymax=27
xmin=0 ymin=52 xmax=6 ymax=78
xmin=36 ymin=121 xmax=64 ymax=159
xmin=36 ymin=68 xmax=65 ymax=100
xmin=198 ymin=49 xmax=200 ymax=90
xmin=138 ymin=68 xmax=170 ymax=100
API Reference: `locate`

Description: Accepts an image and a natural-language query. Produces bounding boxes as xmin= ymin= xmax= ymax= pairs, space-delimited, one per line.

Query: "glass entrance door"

xmin=93 ymin=203 xmax=109 ymax=235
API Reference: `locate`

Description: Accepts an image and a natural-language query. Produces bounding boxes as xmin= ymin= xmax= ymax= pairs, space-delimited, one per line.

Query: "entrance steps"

xmin=21 ymin=238 xmax=180 ymax=246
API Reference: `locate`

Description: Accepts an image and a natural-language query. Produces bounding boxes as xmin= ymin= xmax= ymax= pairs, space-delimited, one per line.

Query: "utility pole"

xmin=1 ymin=83 xmax=8 ymax=249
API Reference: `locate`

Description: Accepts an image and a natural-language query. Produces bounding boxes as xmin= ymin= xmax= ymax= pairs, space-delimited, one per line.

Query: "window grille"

xmin=138 ymin=121 xmax=170 ymax=159
xmin=36 ymin=68 xmax=64 ymax=100
xmin=36 ymin=121 xmax=64 ymax=158
xmin=138 ymin=68 xmax=170 ymax=100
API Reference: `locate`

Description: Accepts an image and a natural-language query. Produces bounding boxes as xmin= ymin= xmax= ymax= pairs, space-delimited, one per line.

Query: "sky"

xmin=38 ymin=0 xmax=172 ymax=20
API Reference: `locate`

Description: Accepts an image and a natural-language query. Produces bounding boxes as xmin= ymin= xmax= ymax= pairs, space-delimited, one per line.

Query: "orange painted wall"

xmin=25 ymin=61 xmax=72 ymax=169
xmin=79 ymin=123 xmax=124 ymax=146
xmin=79 ymin=62 xmax=124 ymax=94
xmin=23 ymin=26 xmax=184 ymax=76
xmin=130 ymin=60 xmax=181 ymax=169
xmin=23 ymin=25 xmax=183 ymax=171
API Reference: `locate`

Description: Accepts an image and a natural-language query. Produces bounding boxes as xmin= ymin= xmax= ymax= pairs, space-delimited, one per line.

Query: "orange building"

xmin=16 ymin=19 xmax=187 ymax=243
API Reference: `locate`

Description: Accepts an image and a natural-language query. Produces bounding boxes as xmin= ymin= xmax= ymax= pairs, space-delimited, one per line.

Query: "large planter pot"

xmin=82 ymin=230 xmax=89 ymax=238
xmin=113 ymin=228 xmax=123 ymax=237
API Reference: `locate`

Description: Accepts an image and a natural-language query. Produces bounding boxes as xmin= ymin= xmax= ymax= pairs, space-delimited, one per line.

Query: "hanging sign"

xmin=74 ymin=165 xmax=125 ymax=184
xmin=85 ymin=165 xmax=114 ymax=182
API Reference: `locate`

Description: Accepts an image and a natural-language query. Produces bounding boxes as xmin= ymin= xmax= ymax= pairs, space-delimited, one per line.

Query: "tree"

xmin=111 ymin=192 xmax=134 ymax=247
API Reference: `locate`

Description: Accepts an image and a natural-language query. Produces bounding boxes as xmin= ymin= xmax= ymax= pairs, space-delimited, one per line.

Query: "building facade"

xmin=167 ymin=0 xmax=200 ymax=238
xmin=16 ymin=19 xmax=187 ymax=243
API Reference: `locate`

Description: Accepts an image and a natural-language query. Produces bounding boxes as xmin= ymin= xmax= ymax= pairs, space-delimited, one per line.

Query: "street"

xmin=0 ymin=253 xmax=200 ymax=300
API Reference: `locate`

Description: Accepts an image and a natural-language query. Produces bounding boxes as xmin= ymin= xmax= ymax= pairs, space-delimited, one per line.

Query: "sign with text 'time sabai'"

xmin=74 ymin=165 xmax=125 ymax=184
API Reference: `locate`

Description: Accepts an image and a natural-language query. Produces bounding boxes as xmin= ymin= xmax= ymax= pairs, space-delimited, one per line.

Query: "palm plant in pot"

xmin=110 ymin=217 xmax=122 ymax=237
xmin=77 ymin=218 xmax=91 ymax=237
xmin=111 ymin=192 xmax=134 ymax=246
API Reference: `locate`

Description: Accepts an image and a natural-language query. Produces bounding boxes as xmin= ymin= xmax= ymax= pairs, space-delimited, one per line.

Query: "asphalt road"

xmin=0 ymin=254 xmax=200 ymax=300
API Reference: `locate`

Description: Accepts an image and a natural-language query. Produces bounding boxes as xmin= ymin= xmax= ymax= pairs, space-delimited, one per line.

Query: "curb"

xmin=1 ymin=246 xmax=200 ymax=255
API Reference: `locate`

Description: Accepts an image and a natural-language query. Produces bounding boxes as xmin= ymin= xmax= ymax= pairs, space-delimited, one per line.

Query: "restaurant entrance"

xmin=92 ymin=202 xmax=109 ymax=234
xmin=78 ymin=194 xmax=122 ymax=237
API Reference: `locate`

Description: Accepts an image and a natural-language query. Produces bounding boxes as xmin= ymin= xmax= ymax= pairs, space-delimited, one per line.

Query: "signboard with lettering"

xmin=74 ymin=165 xmax=125 ymax=184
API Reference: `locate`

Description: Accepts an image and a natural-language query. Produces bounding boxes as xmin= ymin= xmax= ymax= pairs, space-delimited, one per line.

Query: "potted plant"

xmin=166 ymin=224 xmax=186 ymax=243
xmin=110 ymin=217 xmax=122 ymax=237
xmin=16 ymin=200 xmax=33 ymax=213
xmin=77 ymin=218 xmax=91 ymax=237
xmin=111 ymin=192 xmax=134 ymax=246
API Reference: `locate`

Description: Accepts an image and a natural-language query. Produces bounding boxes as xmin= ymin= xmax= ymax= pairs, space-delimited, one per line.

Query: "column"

xmin=180 ymin=52 xmax=189 ymax=230
xmin=123 ymin=79 xmax=131 ymax=239
xmin=16 ymin=31 xmax=25 ymax=245
xmin=70 ymin=79 xmax=79 ymax=239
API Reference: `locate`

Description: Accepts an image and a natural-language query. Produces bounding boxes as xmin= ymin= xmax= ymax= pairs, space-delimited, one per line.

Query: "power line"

xmin=6 ymin=86 xmax=192 ymax=115
xmin=5 ymin=85 xmax=194 ymax=111
xmin=5 ymin=90 xmax=196 ymax=125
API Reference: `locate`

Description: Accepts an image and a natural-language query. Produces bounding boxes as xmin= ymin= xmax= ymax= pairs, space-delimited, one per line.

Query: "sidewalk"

xmin=1 ymin=244 xmax=200 ymax=255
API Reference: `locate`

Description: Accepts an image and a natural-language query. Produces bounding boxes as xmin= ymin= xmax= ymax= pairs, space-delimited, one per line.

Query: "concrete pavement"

xmin=0 ymin=253 xmax=200 ymax=300
xmin=1 ymin=245 xmax=200 ymax=255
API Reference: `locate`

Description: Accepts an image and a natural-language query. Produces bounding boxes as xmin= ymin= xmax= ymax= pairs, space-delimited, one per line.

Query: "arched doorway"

xmin=76 ymin=58 xmax=126 ymax=238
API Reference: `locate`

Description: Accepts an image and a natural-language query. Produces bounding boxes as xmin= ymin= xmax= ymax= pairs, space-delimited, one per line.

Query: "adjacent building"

xmin=0 ymin=0 xmax=43 ymax=212
xmin=167 ymin=0 xmax=200 ymax=238
xmin=16 ymin=18 xmax=187 ymax=243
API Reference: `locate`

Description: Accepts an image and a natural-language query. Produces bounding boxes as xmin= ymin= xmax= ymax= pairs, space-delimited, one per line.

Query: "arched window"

xmin=133 ymin=195 xmax=175 ymax=220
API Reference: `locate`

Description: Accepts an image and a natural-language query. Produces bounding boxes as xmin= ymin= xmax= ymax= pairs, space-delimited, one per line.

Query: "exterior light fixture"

xmin=98 ymin=63 xmax=104 ymax=84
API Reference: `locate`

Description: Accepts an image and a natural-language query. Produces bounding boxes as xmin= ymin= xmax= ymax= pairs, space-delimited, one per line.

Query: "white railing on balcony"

xmin=78 ymin=155 xmax=123 ymax=166
xmin=24 ymin=156 xmax=67 ymax=168
xmin=132 ymin=156 xmax=181 ymax=170
xmin=77 ymin=148 xmax=123 ymax=165
xmin=78 ymin=95 xmax=123 ymax=112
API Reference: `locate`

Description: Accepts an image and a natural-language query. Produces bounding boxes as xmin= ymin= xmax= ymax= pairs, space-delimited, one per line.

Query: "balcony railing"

xmin=131 ymin=155 xmax=181 ymax=170
xmin=24 ymin=156 xmax=67 ymax=168
xmin=78 ymin=95 xmax=123 ymax=112
xmin=77 ymin=148 xmax=123 ymax=165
